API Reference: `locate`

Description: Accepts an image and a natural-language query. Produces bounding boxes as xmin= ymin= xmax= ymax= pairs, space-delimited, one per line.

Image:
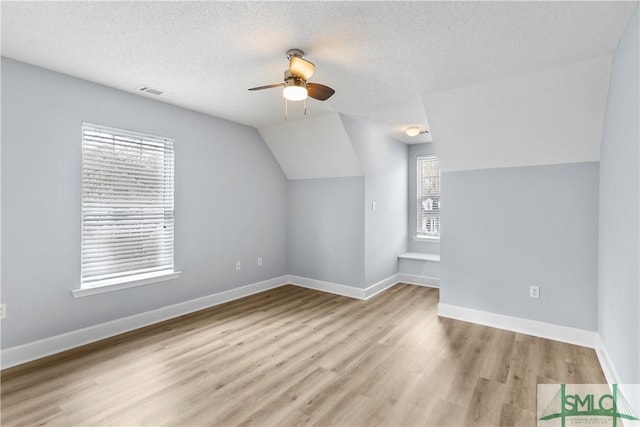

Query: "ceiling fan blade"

xmin=307 ymin=83 xmax=335 ymax=101
xmin=248 ymin=83 xmax=285 ymax=91
xmin=289 ymin=56 xmax=315 ymax=80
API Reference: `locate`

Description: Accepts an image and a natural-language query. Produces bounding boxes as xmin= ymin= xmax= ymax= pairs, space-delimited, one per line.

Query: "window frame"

xmin=74 ymin=122 xmax=179 ymax=297
xmin=415 ymin=154 xmax=441 ymax=240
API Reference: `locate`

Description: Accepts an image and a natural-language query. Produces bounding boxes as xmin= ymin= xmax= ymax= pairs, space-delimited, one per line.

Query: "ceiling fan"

xmin=248 ymin=49 xmax=335 ymax=103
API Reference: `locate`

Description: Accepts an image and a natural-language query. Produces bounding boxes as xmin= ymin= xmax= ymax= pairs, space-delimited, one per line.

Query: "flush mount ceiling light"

xmin=406 ymin=126 xmax=430 ymax=137
xmin=406 ymin=126 xmax=421 ymax=137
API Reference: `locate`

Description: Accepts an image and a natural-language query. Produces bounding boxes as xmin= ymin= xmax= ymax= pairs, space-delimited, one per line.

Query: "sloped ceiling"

xmin=259 ymin=113 xmax=363 ymax=180
xmin=1 ymin=1 xmax=636 ymax=146
xmin=423 ymin=56 xmax=614 ymax=172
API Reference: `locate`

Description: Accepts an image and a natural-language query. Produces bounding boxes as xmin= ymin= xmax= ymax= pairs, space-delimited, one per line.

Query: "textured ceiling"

xmin=1 ymin=1 xmax=636 ymax=144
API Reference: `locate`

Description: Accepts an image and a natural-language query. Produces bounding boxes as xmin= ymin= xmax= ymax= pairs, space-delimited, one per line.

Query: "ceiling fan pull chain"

xmin=285 ymin=98 xmax=288 ymax=121
xmin=304 ymin=97 xmax=307 ymax=116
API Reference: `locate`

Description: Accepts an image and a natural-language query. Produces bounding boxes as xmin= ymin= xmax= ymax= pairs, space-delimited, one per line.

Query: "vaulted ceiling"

xmin=1 ymin=1 xmax=636 ymax=145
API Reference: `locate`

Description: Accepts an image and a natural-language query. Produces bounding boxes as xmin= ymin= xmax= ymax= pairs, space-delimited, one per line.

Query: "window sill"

xmin=72 ymin=271 xmax=181 ymax=298
xmin=399 ymin=252 xmax=440 ymax=262
xmin=413 ymin=235 xmax=440 ymax=243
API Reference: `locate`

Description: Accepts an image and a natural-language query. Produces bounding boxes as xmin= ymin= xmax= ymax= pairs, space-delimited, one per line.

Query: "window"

xmin=416 ymin=155 xmax=440 ymax=238
xmin=81 ymin=122 xmax=175 ymax=290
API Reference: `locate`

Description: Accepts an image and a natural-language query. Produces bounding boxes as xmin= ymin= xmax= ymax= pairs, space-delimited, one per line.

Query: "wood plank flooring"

xmin=1 ymin=284 xmax=605 ymax=426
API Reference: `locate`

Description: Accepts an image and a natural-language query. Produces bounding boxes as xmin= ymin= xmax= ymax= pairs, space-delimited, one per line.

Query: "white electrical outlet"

xmin=257 ymin=257 xmax=263 ymax=266
xmin=0 ymin=304 xmax=6 ymax=320
xmin=530 ymin=285 xmax=540 ymax=299
xmin=372 ymin=201 xmax=376 ymax=211
xmin=236 ymin=261 xmax=241 ymax=271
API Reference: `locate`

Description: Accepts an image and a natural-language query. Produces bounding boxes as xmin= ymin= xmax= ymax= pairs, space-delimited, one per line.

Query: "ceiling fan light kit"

xmin=283 ymin=76 xmax=308 ymax=101
xmin=287 ymin=49 xmax=316 ymax=81
xmin=249 ymin=48 xmax=335 ymax=118
xmin=283 ymin=86 xmax=307 ymax=101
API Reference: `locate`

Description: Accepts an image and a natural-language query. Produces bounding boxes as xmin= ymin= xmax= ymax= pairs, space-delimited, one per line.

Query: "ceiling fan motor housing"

xmin=284 ymin=70 xmax=307 ymax=86
xmin=286 ymin=48 xmax=305 ymax=60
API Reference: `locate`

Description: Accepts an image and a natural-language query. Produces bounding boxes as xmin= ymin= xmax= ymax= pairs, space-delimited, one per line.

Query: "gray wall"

xmin=286 ymin=116 xmax=408 ymax=288
xmin=1 ymin=58 xmax=288 ymax=348
xmin=440 ymin=162 xmax=599 ymax=330
xmin=287 ymin=177 xmax=365 ymax=286
xmin=408 ymin=143 xmax=440 ymax=255
xmin=598 ymin=5 xmax=639 ymax=384
xmin=341 ymin=116 xmax=408 ymax=285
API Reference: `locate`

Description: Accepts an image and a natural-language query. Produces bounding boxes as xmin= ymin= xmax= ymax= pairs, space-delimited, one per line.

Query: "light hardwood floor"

xmin=1 ymin=284 xmax=605 ymax=426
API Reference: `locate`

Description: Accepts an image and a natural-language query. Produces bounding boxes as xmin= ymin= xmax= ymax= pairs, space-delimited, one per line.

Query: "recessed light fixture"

xmin=406 ymin=126 xmax=421 ymax=137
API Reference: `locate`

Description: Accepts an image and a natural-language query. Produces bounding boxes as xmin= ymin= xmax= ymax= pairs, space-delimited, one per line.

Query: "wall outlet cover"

xmin=529 ymin=285 xmax=540 ymax=299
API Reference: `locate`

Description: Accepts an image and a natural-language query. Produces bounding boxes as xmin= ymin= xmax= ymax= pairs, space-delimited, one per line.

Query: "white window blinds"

xmin=417 ymin=155 xmax=440 ymax=238
xmin=81 ymin=123 xmax=175 ymax=288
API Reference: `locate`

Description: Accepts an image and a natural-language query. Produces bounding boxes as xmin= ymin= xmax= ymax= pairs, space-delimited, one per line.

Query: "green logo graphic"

xmin=539 ymin=384 xmax=639 ymax=427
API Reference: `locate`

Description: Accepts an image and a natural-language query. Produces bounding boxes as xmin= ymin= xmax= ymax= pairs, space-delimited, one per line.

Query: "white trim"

xmin=412 ymin=235 xmax=440 ymax=243
xmin=287 ymin=275 xmax=366 ymax=299
xmin=398 ymin=252 xmax=440 ymax=262
xmin=72 ymin=271 xmax=181 ymax=298
xmin=4 ymin=273 xmax=621 ymax=387
xmin=287 ymin=273 xmax=439 ymax=300
xmin=595 ymin=335 xmax=620 ymax=385
xmin=2 ymin=275 xmax=288 ymax=369
xmin=364 ymin=275 xmax=399 ymax=299
xmin=4 ymin=273 xmax=430 ymax=369
xmin=396 ymin=273 xmax=440 ymax=288
xmin=437 ymin=303 xmax=599 ymax=349
xmin=576 ymin=337 xmax=639 ymax=412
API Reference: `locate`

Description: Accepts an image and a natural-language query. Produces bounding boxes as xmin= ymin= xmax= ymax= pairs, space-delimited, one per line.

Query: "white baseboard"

xmin=364 ymin=275 xmax=399 ymax=299
xmin=438 ymin=302 xmax=639 ymax=402
xmin=595 ymin=338 xmax=640 ymax=420
xmin=1 ymin=275 xmax=288 ymax=370
xmin=288 ymin=273 xmax=439 ymax=301
xmin=287 ymin=275 xmax=366 ymax=299
xmin=6 ymin=273 xmax=623 ymax=390
xmin=396 ymin=273 xmax=439 ymax=288
xmin=437 ymin=303 xmax=599 ymax=349
xmin=5 ymin=272 xmax=629 ymax=399
xmin=3 ymin=273 xmax=439 ymax=369
xmin=436 ymin=304 xmax=636 ymax=393
xmin=595 ymin=335 xmax=620 ymax=385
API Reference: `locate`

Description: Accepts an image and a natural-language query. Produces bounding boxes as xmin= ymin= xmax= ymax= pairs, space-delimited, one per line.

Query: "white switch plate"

xmin=372 ymin=201 xmax=376 ymax=211
xmin=236 ymin=261 xmax=241 ymax=271
xmin=257 ymin=257 xmax=263 ymax=266
xmin=0 ymin=304 xmax=6 ymax=320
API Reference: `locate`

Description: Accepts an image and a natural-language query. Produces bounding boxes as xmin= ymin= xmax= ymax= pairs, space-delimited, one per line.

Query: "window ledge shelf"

xmin=413 ymin=235 xmax=440 ymax=243
xmin=399 ymin=252 xmax=440 ymax=262
xmin=72 ymin=271 xmax=181 ymax=298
